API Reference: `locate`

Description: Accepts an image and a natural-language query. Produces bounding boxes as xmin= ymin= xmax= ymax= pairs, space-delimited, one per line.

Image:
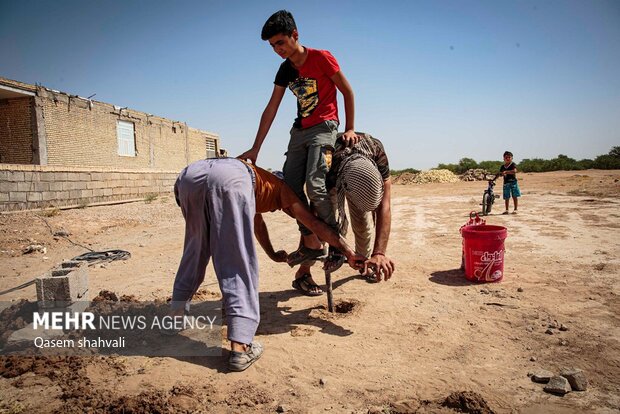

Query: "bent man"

xmin=289 ymin=132 xmax=395 ymax=295
xmin=167 ymin=157 xmax=365 ymax=372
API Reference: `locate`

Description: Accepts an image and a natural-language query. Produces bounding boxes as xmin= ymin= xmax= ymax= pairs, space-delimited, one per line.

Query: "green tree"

xmin=478 ymin=160 xmax=503 ymax=173
xmin=457 ymin=157 xmax=478 ymax=173
xmin=436 ymin=163 xmax=459 ymax=173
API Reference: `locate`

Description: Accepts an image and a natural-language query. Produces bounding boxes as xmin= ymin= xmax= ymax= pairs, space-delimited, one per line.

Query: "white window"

xmin=206 ymin=138 xmax=217 ymax=159
xmin=117 ymin=120 xmax=136 ymax=156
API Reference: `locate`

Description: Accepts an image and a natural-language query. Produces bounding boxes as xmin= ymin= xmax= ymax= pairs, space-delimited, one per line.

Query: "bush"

xmin=390 ymin=168 xmax=420 ymax=176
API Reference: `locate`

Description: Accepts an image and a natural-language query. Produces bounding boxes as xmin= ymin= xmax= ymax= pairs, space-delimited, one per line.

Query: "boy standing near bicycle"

xmin=500 ymin=151 xmax=520 ymax=214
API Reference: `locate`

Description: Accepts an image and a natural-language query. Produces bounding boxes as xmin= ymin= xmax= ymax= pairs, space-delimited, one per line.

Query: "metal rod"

xmin=325 ymin=270 xmax=333 ymax=312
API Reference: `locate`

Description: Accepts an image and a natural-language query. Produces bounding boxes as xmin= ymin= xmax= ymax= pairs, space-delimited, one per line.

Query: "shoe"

xmin=287 ymin=246 xmax=325 ymax=267
xmin=512 ymin=210 xmax=518 ymax=214
xmin=362 ymin=270 xmax=379 ymax=283
xmin=229 ymin=342 xmax=263 ymax=372
xmin=502 ymin=210 xmax=509 ymax=215
xmin=292 ymin=273 xmax=323 ymax=296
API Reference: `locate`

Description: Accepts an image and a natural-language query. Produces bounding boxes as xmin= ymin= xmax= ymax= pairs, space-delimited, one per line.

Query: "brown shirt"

xmin=326 ymin=133 xmax=390 ymax=190
xmin=246 ymin=163 xmax=300 ymax=213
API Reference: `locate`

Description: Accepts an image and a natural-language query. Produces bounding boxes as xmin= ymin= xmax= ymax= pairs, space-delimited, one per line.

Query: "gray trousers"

xmin=284 ymin=120 xmax=338 ymax=235
xmin=172 ymin=158 xmax=259 ymax=345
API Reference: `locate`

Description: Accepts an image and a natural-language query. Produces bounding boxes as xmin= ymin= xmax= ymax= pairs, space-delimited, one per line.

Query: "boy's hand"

xmin=238 ymin=148 xmax=259 ymax=165
xmin=341 ymin=130 xmax=360 ymax=146
xmin=269 ymin=250 xmax=288 ymax=263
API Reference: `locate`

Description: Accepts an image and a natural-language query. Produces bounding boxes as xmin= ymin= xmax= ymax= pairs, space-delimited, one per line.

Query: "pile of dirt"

xmin=393 ymin=169 xmax=460 ymax=185
xmin=376 ymin=391 xmax=495 ymax=414
xmin=460 ymin=169 xmax=492 ymax=181
xmin=0 ymin=300 xmax=37 ymax=347
xmin=392 ymin=172 xmax=418 ymax=185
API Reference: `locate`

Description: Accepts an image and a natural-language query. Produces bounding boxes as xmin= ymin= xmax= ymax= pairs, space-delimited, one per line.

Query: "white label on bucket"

xmin=474 ymin=250 xmax=504 ymax=282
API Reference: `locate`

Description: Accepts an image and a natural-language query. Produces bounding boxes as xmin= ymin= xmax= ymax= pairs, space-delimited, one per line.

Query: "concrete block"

xmin=26 ymin=192 xmax=42 ymax=202
xmin=49 ymin=182 xmax=63 ymax=191
xmin=36 ymin=265 xmax=89 ymax=307
xmin=17 ymin=182 xmax=33 ymax=192
xmin=24 ymin=171 xmax=41 ymax=182
xmin=61 ymin=261 xmax=82 ymax=269
xmin=0 ymin=181 xmax=16 ymax=193
xmin=9 ymin=192 xmax=27 ymax=202
xmin=54 ymin=172 xmax=68 ymax=181
xmin=40 ymin=172 xmax=56 ymax=182
xmin=8 ymin=171 xmax=25 ymax=182
xmin=79 ymin=173 xmax=90 ymax=181
xmin=34 ymin=182 xmax=50 ymax=192
xmin=41 ymin=191 xmax=57 ymax=201
xmin=0 ymin=193 xmax=9 ymax=202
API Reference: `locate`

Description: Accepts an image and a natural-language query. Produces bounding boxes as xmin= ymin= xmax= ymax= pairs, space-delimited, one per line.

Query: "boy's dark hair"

xmin=261 ymin=10 xmax=297 ymax=40
xmin=503 ymin=151 xmax=513 ymax=158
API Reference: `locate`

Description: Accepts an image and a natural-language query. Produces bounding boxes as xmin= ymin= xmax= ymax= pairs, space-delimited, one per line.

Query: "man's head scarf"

xmin=335 ymin=138 xmax=384 ymax=235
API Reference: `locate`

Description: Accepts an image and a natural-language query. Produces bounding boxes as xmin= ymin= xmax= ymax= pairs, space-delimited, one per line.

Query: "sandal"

xmin=292 ymin=274 xmax=323 ymax=296
xmin=287 ymin=246 xmax=325 ymax=267
xmin=323 ymin=246 xmax=345 ymax=273
xmin=363 ymin=270 xmax=379 ymax=283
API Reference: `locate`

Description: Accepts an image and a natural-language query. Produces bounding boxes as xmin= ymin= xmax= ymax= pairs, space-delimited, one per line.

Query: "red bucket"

xmin=461 ymin=225 xmax=507 ymax=282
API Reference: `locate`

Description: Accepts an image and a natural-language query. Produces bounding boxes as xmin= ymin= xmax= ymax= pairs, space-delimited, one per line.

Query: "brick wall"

xmin=38 ymin=88 xmax=220 ymax=170
xmin=0 ymin=164 xmax=178 ymax=212
xmin=0 ymin=97 xmax=34 ymax=164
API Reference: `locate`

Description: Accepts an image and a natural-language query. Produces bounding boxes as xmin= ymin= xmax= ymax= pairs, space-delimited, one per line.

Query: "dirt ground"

xmin=0 ymin=169 xmax=618 ymax=413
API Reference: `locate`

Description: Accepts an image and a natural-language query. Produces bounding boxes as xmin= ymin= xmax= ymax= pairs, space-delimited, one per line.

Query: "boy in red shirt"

xmin=239 ymin=10 xmax=359 ymax=288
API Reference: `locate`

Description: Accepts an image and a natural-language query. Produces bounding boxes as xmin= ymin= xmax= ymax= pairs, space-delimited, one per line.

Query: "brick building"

xmin=0 ymin=76 xmax=222 ymax=211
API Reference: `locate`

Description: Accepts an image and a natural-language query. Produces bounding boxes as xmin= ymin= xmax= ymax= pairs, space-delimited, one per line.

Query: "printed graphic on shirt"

xmin=288 ymin=77 xmax=318 ymax=119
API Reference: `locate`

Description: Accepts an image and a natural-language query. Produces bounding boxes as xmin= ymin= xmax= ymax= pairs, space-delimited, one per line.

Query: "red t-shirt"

xmin=274 ymin=47 xmax=340 ymax=129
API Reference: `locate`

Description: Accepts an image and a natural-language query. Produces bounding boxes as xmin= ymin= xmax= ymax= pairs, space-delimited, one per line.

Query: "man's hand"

xmin=347 ymin=252 xmax=367 ymax=270
xmin=363 ymin=254 xmax=395 ymax=282
xmin=341 ymin=129 xmax=359 ymax=147
xmin=269 ymin=250 xmax=288 ymax=263
xmin=238 ymin=148 xmax=259 ymax=165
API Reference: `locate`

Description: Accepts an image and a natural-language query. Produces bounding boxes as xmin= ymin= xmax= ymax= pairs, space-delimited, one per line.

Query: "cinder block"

xmin=17 ymin=182 xmax=33 ymax=192
xmin=33 ymin=182 xmax=49 ymax=191
xmin=0 ymin=181 xmax=16 ymax=192
xmin=9 ymin=192 xmax=27 ymax=202
xmin=26 ymin=192 xmax=42 ymax=202
xmin=8 ymin=172 xmax=25 ymax=182
xmin=36 ymin=264 xmax=89 ymax=307
xmin=41 ymin=191 xmax=56 ymax=201
xmin=49 ymin=182 xmax=63 ymax=191
xmin=40 ymin=172 xmax=56 ymax=182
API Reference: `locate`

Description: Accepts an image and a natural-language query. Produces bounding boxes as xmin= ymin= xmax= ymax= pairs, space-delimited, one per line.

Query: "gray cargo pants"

xmin=284 ymin=120 xmax=338 ymax=235
xmin=171 ymin=158 xmax=259 ymax=345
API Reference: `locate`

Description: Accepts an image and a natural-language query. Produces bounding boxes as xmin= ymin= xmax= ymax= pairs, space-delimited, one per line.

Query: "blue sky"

xmin=1 ymin=0 xmax=618 ymax=170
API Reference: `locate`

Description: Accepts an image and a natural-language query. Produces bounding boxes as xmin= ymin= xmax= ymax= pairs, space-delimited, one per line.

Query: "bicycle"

xmin=481 ymin=173 xmax=501 ymax=216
